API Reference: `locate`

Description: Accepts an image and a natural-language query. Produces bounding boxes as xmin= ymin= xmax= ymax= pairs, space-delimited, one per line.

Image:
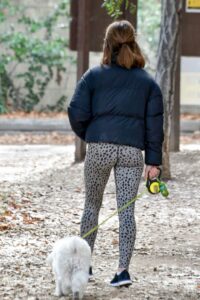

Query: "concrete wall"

xmin=181 ymin=56 xmax=200 ymax=113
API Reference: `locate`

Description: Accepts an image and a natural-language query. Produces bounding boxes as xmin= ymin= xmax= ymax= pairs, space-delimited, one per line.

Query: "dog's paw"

xmin=54 ymin=290 xmax=63 ymax=297
xmin=73 ymin=291 xmax=80 ymax=300
xmin=46 ymin=253 xmax=53 ymax=265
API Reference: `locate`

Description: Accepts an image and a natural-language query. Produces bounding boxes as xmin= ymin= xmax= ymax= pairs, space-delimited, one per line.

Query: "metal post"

xmin=75 ymin=0 xmax=90 ymax=162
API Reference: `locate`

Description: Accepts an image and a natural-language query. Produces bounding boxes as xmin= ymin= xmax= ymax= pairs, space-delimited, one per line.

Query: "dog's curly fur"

xmin=47 ymin=236 xmax=91 ymax=300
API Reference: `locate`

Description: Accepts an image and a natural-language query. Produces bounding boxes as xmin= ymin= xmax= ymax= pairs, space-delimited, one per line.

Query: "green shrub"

xmin=0 ymin=0 xmax=73 ymax=113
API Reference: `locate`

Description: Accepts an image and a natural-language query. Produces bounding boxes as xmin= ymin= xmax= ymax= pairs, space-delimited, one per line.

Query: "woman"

xmin=68 ymin=20 xmax=164 ymax=287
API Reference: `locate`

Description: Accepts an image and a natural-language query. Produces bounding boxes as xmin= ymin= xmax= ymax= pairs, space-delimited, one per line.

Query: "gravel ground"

xmin=0 ymin=144 xmax=200 ymax=300
xmin=0 ymin=131 xmax=199 ymax=145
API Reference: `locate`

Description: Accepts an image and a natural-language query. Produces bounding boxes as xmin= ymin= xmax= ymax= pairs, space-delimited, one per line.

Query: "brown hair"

xmin=102 ymin=20 xmax=145 ymax=69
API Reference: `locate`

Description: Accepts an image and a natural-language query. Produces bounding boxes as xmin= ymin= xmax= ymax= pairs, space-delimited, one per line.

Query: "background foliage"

xmin=102 ymin=0 xmax=136 ymax=18
xmin=103 ymin=0 xmax=161 ymax=71
xmin=0 ymin=0 xmax=72 ymax=113
xmin=138 ymin=0 xmax=161 ymax=71
xmin=0 ymin=0 xmax=161 ymax=114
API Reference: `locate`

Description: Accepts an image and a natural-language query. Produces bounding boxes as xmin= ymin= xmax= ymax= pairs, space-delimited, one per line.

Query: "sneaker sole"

xmin=89 ymin=275 xmax=95 ymax=282
xmin=110 ymin=280 xmax=132 ymax=287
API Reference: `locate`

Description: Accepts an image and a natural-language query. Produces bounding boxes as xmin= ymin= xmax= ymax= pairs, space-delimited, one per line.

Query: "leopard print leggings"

xmin=80 ymin=142 xmax=144 ymax=269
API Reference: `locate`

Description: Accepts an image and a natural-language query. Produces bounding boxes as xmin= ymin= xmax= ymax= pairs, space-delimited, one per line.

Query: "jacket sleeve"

xmin=67 ymin=70 xmax=92 ymax=140
xmin=145 ymin=82 xmax=164 ymax=166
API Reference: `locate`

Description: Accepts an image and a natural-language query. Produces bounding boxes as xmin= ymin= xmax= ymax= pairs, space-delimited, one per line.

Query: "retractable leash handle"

xmin=146 ymin=167 xmax=161 ymax=194
xmin=146 ymin=167 xmax=169 ymax=197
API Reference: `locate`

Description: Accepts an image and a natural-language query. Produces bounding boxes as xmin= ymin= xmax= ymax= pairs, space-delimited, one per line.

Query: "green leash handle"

xmin=157 ymin=179 xmax=169 ymax=197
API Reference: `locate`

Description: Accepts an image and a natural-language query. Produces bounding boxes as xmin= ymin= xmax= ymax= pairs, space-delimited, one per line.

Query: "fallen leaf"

xmin=9 ymin=201 xmax=22 ymax=209
xmin=0 ymin=223 xmax=12 ymax=231
xmin=0 ymin=216 xmax=6 ymax=222
xmin=21 ymin=212 xmax=43 ymax=224
xmin=112 ymin=239 xmax=119 ymax=245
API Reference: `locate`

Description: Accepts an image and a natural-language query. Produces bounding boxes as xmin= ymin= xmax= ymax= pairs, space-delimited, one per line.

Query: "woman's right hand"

xmin=144 ymin=165 xmax=160 ymax=180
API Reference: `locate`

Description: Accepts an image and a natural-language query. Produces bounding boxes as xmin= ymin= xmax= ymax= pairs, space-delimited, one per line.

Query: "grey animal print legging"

xmin=80 ymin=142 xmax=144 ymax=269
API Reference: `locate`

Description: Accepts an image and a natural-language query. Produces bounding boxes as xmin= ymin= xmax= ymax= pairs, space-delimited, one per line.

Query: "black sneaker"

xmin=89 ymin=266 xmax=94 ymax=280
xmin=110 ymin=270 xmax=132 ymax=287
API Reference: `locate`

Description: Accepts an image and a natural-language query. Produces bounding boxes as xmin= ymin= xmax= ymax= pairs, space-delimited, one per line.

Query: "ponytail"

xmin=117 ymin=44 xmax=134 ymax=69
xmin=102 ymin=20 xmax=145 ymax=69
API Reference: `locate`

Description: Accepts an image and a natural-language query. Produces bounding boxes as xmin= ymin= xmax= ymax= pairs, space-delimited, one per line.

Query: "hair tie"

xmin=119 ymin=41 xmax=134 ymax=47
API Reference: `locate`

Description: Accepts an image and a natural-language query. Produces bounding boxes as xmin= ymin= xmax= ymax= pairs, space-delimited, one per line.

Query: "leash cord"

xmin=82 ymin=189 xmax=147 ymax=239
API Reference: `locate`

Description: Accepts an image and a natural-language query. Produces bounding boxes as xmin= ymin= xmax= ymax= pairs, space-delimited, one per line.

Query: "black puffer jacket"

xmin=68 ymin=64 xmax=164 ymax=165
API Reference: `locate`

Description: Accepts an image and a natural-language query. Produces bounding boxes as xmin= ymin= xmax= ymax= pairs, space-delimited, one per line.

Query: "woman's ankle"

xmin=117 ymin=267 xmax=126 ymax=274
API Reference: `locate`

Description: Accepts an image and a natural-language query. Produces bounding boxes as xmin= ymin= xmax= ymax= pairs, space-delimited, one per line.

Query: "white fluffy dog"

xmin=47 ymin=236 xmax=91 ymax=300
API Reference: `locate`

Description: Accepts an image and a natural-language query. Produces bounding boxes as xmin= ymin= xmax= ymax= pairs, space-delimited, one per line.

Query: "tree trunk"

xmin=155 ymin=0 xmax=183 ymax=179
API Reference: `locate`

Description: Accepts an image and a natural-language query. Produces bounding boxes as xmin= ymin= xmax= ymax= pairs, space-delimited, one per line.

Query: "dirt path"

xmin=0 ymin=145 xmax=199 ymax=300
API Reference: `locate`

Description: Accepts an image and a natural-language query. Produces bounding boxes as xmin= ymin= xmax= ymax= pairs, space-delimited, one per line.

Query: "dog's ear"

xmin=46 ymin=253 xmax=53 ymax=265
